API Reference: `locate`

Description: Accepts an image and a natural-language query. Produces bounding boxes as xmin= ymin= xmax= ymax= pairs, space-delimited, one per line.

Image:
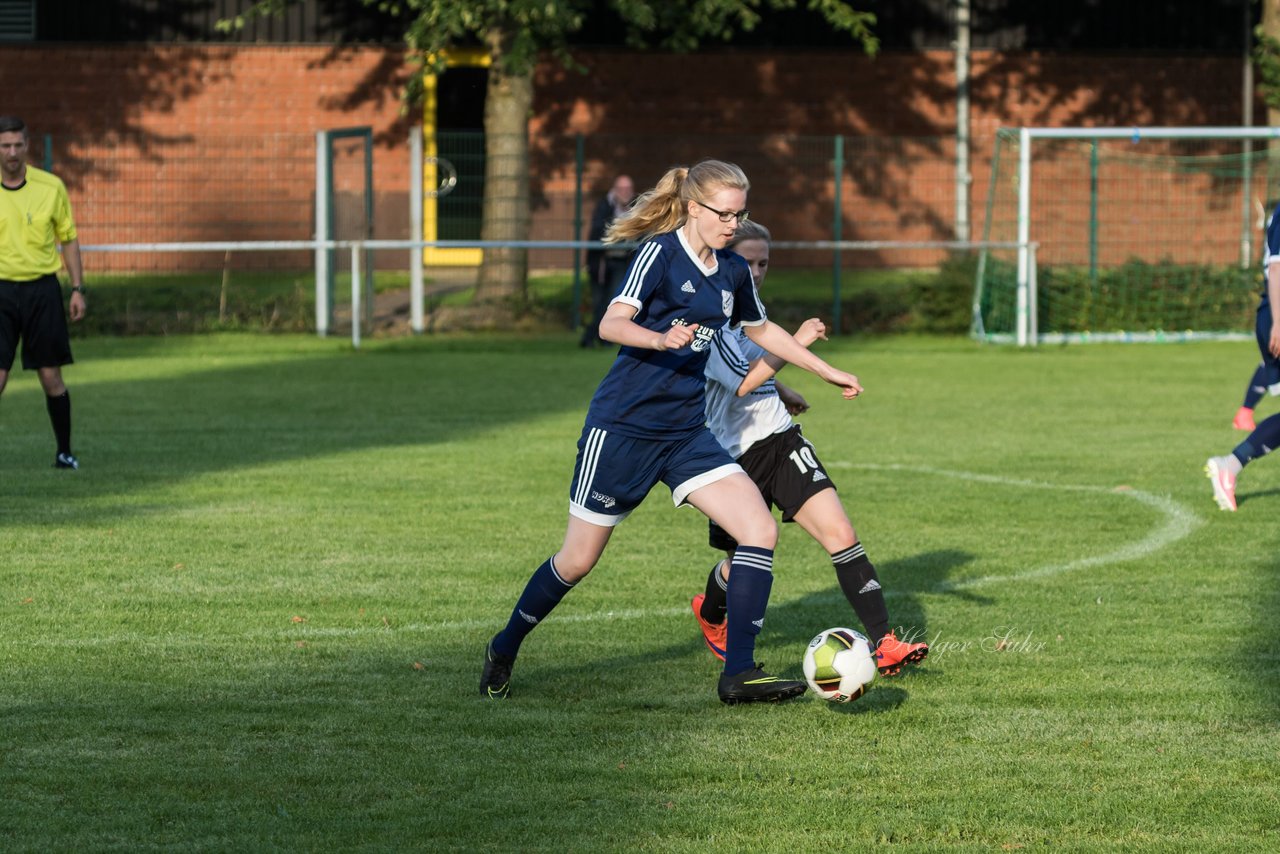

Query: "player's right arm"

xmin=599 ymin=301 xmax=697 ymax=350
xmin=599 ymin=238 xmax=698 ymax=351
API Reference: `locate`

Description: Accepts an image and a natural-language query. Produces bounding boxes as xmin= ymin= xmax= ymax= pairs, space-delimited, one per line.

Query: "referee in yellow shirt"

xmin=0 ymin=116 xmax=85 ymax=469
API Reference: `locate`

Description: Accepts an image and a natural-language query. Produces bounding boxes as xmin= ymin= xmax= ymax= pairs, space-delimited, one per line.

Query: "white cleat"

xmin=1204 ymin=457 xmax=1238 ymax=512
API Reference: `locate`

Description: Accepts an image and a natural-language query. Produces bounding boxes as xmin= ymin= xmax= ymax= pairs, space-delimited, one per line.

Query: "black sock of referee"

xmin=831 ymin=542 xmax=891 ymax=644
xmin=699 ymin=559 xmax=729 ymax=623
xmin=46 ymin=390 xmax=72 ymax=456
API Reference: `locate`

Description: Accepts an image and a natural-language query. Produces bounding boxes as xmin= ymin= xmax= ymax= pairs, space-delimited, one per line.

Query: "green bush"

xmin=903 ymin=252 xmax=979 ymax=334
xmin=1037 ymin=259 xmax=1256 ymax=334
xmin=975 ymin=256 xmax=1258 ymax=336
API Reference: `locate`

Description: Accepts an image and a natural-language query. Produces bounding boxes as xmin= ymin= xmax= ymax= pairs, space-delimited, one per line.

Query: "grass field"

xmin=2 ymin=331 xmax=1278 ymax=850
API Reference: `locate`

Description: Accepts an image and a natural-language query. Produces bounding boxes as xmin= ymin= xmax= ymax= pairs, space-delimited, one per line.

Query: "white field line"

xmin=19 ymin=466 xmax=1201 ymax=647
xmin=830 ymin=462 xmax=1203 ymax=592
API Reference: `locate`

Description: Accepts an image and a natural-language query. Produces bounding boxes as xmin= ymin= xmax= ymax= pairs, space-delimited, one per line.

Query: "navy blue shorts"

xmin=1258 ymin=300 xmax=1279 ymax=369
xmin=0 ymin=275 xmax=74 ymax=372
xmin=568 ymin=425 xmax=743 ymax=527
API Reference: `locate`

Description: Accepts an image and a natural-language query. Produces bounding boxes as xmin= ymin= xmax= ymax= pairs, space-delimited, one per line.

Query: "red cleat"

xmin=1233 ymin=407 xmax=1256 ymax=431
xmin=874 ymin=631 xmax=929 ymax=676
xmin=691 ymin=594 xmax=727 ymax=662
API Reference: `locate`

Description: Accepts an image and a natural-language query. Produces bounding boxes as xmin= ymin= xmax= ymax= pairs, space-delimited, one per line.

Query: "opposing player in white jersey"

xmin=691 ymin=221 xmax=928 ymax=675
xmin=480 ymin=161 xmax=864 ymax=704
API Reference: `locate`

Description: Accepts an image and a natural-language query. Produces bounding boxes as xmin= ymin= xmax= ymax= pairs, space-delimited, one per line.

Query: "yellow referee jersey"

xmin=0 ymin=165 xmax=78 ymax=281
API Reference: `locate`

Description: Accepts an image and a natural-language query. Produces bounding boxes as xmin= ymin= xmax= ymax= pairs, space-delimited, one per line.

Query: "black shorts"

xmin=0 ymin=275 xmax=74 ymax=372
xmin=708 ymin=423 xmax=838 ymax=552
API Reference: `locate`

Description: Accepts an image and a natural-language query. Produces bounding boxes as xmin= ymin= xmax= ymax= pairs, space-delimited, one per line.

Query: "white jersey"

xmin=704 ymin=325 xmax=793 ymax=459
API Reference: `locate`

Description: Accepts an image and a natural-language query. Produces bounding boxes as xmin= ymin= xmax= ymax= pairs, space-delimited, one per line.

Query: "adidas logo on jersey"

xmin=858 ymin=579 xmax=882 ymax=594
xmin=812 ymin=470 xmax=828 ymax=482
xmin=681 ymin=280 xmax=696 ymax=293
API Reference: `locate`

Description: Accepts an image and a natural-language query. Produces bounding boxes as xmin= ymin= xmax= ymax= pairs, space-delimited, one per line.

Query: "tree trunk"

xmin=1268 ymin=0 xmax=1280 ymax=128
xmin=473 ymin=27 xmax=532 ymax=304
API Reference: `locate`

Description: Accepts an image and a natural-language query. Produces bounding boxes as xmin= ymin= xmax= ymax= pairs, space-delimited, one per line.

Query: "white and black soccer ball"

xmin=803 ymin=627 xmax=877 ymax=703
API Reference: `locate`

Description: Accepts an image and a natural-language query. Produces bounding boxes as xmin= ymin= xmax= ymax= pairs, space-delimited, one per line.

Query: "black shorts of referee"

xmin=0 ymin=273 xmax=74 ymax=371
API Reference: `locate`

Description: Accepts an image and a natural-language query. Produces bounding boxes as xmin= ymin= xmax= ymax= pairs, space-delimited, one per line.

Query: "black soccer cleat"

xmin=53 ymin=453 xmax=79 ymax=470
xmin=717 ymin=663 xmax=807 ymax=705
xmin=480 ymin=639 xmax=514 ymax=700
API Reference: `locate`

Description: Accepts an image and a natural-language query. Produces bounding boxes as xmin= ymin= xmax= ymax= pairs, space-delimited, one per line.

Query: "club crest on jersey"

xmin=721 ymin=290 xmax=734 ymax=317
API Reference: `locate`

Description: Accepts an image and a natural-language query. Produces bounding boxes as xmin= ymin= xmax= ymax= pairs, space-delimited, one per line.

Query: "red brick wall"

xmin=1 ymin=44 xmax=412 ymax=270
xmin=0 ymin=44 xmax=1255 ymax=271
xmin=535 ymin=49 xmax=1253 ymax=268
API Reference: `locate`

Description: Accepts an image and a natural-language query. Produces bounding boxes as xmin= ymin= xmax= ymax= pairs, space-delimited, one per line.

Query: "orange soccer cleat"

xmin=691 ymin=594 xmax=727 ymax=662
xmin=874 ymin=631 xmax=930 ymax=676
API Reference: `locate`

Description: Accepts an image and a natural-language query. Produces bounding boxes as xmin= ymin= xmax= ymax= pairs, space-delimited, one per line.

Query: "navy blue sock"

xmin=724 ymin=546 xmax=774 ymax=676
xmin=1234 ymin=411 xmax=1280 ymax=467
xmin=492 ymin=556 xmax=575 ymax=660
xmin=1244 ymin=364 xmax=1269 ymax=409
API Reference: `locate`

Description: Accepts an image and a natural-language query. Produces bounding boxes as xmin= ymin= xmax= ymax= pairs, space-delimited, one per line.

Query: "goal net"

xmin=974 ymin=127 xmax=1280 ymax=344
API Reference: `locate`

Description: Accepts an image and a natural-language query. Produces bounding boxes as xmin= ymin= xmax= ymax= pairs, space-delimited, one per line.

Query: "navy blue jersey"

xmin=1262 ymin=203 xmax=1280 ymax=305
xmin=585 ymin=229 xmax=767 ymax=438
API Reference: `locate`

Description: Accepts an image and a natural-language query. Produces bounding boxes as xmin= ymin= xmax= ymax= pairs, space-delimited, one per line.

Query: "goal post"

xmin=976 ymin=126 xmax=1280 ymax=345
xmin=315 ymin=127 xmax=374 ymax=338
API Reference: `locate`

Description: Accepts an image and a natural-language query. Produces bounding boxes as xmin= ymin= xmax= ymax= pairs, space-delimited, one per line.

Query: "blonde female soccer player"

xmin=480 ymin=161 xmax=863 ymax=704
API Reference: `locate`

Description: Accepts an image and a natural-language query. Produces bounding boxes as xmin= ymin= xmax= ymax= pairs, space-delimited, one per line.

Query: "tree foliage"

xmin=226 ymin=0 xmax=877 ymax=107
xmin=224 ymin=0 xmax=877 ymax=320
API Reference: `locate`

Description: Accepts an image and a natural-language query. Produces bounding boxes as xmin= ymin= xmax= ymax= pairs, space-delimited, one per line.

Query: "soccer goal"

xmin=974 ymin=127 xmax=1280 ymax=345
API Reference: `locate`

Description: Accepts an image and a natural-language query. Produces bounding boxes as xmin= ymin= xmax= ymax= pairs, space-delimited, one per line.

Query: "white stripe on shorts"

xmin=573 ymin=427 xmax=607 ymax=507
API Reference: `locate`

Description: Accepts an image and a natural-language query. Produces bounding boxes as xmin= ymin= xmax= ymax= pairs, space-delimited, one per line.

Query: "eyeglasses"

xmin=695 ymin=200 xmax=750 ymax=224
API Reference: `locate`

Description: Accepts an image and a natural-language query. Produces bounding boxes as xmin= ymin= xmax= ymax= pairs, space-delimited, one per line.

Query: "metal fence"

xmin=45 ymin=130 xmax=972 ymax=276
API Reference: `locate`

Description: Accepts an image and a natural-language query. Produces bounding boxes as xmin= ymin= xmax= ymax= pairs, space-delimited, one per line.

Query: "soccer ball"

xmin=803 ymin=627 xmax=877 ymax=703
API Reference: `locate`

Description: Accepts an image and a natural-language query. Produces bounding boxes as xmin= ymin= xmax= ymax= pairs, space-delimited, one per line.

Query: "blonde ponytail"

xmin=605 ymin=160 xmax=750 ymax=245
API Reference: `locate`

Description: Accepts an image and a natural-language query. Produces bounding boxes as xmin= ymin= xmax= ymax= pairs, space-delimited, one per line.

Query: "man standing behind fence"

xmin=0 ymin=116 xmax=85 ymax=469
xmin=580 ymin=174 xmax=635 ymax=348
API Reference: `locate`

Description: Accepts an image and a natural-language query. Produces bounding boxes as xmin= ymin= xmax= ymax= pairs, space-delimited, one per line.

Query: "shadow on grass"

xmin=501 ymin=549 xmax=974 ymax=711
xmin=0 ymin=334 xmax=607 ymax=527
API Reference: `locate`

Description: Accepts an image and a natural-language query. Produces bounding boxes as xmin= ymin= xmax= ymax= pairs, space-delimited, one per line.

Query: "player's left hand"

xmin=793 ymin=318 xmax=828 ymax=347
xmin=69 ymin=290 xmax=86 ymax=322
xmin=777 ymin=385 xmax=810 ymax=415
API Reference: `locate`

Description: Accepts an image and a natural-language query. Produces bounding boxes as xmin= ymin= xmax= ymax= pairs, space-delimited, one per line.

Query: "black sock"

xmin=46 ymin=391 xmax=72 ymax=456
xmin=699 ymin=559 xmax=729 ymax=623
xmin=832 ymin=543 xmax=890 ymax=643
